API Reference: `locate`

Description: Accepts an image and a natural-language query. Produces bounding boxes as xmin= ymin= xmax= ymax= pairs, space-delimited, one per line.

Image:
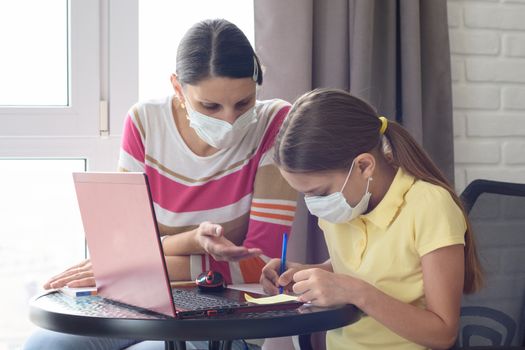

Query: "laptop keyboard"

xmin=171 ymin=288 xmax=245 ymax=310
xmin=43 ymin=292 xmax=169 ymax=319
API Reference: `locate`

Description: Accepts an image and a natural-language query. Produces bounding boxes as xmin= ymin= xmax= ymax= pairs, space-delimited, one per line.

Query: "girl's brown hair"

xmin=274 ymin=88 xmax=483 ymax=293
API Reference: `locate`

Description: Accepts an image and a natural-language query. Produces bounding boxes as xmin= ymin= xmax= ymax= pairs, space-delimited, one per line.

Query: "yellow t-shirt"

xmin=320 ymin=167 xmax=466 ymax=350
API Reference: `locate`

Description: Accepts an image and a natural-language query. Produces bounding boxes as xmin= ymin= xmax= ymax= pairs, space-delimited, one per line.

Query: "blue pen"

xmin=279 ymin=232 xmax=289 ymax=294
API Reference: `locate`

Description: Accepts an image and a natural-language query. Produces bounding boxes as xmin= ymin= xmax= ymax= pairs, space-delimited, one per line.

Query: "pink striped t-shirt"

xmin=118 ymin=96 xmax=297 ymax=284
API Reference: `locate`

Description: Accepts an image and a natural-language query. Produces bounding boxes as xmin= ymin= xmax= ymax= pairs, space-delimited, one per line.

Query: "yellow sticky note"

xmin=244 ymin=293 xmax=299 ymax=305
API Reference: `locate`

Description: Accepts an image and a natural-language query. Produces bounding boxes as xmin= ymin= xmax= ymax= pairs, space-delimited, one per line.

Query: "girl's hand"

xmin=43 ymin=259 xmax=96 ymax=289
xmin=260 ymin=258 xmax=303 ymax=295
xmin=195 ymin=221 xmax=262 ymax=261
xmin=292 ymin=268 xmax=367 ymax=307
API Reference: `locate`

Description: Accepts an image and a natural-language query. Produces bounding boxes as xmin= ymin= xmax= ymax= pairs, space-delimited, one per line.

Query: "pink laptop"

xmin=73 ymin=172 xmax=301 ymax=318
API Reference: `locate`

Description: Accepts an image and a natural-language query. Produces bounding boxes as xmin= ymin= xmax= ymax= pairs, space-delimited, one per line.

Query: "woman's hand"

xmin=260 ymin=258 xmax=304 ymax=295
xmin=43 ymin=259 xmax=96 ymax=289
xmin=292 ymin=268 xmax=368 ymax=307
xmin=195 ymin=221 xmax=262 ymax=261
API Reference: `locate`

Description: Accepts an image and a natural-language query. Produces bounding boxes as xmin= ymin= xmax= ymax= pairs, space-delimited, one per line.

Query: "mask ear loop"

xmin=365 ymin=176 xmax=372 ymax=193
xmin=182 ymin=96 xmax=194 ymax=120
xmin=342 ymin=160 xmax=373 ymax=195
xmin=340 ymin=161 xmax=355 ymax=192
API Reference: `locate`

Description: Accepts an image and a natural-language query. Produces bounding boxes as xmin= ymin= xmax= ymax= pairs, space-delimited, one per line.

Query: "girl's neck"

xmin=368 ymin=159 xmax=397 ymax=212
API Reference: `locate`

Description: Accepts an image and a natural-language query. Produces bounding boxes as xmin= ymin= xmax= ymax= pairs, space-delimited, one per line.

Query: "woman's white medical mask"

xmin=184 ymin=98 xmax=258 ymax=149
xmin=304 ymin=161 xmax=372 ymax=223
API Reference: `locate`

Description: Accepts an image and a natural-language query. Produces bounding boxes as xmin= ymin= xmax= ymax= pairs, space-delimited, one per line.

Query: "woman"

xmin=261 ymin=88 xmax=483 ymax=350
xmin=25 ymin=19 xmax=296 ymax=350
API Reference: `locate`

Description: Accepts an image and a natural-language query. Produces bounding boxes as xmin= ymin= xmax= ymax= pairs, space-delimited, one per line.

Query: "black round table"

xmin=30 ymin=290 xmax=361 ymax=350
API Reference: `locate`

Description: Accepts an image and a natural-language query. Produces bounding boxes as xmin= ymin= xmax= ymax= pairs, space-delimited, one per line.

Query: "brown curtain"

xmin=255 ymin=1 xmax=453 ymax=348
xmin=255 ymin=0 xmax=453 ymax=261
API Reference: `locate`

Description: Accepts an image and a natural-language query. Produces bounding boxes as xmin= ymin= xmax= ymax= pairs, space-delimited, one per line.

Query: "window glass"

xmin=0 ymin=0 xmax=69 ymax=106
xmin=0 ymin=159 xmax=85 ymax=347
xmin=139 ymin=0 xmax=254 ymax=100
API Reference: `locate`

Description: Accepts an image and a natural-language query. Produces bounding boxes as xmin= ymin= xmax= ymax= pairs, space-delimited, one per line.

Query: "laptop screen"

xmin=73 ymin=172 xmax=176 ymax=317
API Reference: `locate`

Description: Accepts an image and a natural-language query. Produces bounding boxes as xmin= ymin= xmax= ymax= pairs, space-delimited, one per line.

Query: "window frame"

xmin=0 ymin=0 xmax=138 ymax=171
xmin=0 ymin=0 xmax=99 ymax=136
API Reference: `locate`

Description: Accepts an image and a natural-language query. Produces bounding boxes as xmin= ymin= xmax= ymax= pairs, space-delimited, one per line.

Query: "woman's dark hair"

xmin=175 ymin=19 xmax=262 ymax=85
xmin=274 ymin=88 xmax=483 ymax=294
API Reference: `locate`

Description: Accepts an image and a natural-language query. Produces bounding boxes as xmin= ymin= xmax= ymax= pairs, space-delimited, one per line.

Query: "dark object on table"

xmin=196 ymin=271 xmax=226 ymax=292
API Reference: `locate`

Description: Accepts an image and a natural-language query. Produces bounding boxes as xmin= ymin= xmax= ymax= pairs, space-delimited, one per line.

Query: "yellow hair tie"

xmin=379 ymin=116 xmax=388 ymax=135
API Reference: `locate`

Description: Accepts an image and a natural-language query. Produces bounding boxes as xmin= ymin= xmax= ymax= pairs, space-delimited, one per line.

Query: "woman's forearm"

xmin=162 ymin=228 xmax=204 ymax=255
xmin=165 ymin=255 xmax=191 ymax=281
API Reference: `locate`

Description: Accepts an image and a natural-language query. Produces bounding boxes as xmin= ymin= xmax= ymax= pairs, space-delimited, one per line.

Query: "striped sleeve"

xmin=203 ymin=103 xmax=297 ymax=283
xmin=118 ymin=105 xmax=146 ymax=172
xmin=241 ymin=104 xmax=297 ymax=282
xmin=200 ymin=162 xmax=297 ymax=284
xmin=240 ymin=164 xmax=297 ymax=282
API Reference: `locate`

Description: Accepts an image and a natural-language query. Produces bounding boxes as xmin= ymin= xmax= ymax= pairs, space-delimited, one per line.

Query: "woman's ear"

xmin=170 ymin=74 xmax=184 ymax=100
xmin=356 ymin=153 xmax=375 ymax=179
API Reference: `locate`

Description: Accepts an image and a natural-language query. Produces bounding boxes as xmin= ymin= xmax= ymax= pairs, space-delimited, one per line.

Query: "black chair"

xmin=453 ymin=179 xmax=525 ymax=349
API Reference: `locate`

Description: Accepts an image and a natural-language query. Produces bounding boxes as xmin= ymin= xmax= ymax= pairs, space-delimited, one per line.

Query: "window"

xmin=0 ymin=0 xmax=69 ymax=106
xmin=0 ymin=0 xmax=100 ymax=137
xmin=0 ymin=1 xmax=104 ymax=347
xmin=139 ymin=0 xmax=254 ymax=100
xmin=0 ymin=158 xmax=86 ymax=348
xmin=0 ymin=1 xmax=254 ymax=348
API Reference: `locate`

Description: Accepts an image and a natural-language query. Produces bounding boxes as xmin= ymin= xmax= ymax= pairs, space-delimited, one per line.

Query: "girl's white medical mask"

xmin=185 ymin=98 xmax=258 ymax=149
xmin=304 ymin=161 xmax=372 ymax=223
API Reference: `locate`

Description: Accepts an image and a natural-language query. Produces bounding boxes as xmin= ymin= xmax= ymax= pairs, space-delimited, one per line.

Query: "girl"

xmin=25 ymin=19 xmax=296 ymax=350
xmin=261 ymin=88 xmax=483 ymax=350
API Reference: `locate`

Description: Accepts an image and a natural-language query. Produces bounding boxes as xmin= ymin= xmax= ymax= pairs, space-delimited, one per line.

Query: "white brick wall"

xmin=449 ymin=0 xmax=525 ymax=191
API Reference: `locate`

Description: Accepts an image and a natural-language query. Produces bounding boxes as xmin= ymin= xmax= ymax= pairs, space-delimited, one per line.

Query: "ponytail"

xmin=383 ymin=121 xmax=483 ymax=293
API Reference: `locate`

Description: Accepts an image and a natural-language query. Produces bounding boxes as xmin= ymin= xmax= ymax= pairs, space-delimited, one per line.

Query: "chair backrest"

xmin=454 ymin=179 xmax=525 ymax=348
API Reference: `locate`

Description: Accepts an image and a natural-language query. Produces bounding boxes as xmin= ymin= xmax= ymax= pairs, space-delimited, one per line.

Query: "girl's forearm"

xmin=357 ymin=285 xmax=458 ymax=350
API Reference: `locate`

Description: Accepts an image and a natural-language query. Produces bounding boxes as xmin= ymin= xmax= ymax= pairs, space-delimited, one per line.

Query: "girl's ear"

xmin=356 ymin=153 xmax=376 ymax=179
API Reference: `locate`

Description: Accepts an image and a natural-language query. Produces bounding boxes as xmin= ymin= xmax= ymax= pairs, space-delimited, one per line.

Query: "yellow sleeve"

xmin=413 ymin=185 xmax=467 ymax=257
